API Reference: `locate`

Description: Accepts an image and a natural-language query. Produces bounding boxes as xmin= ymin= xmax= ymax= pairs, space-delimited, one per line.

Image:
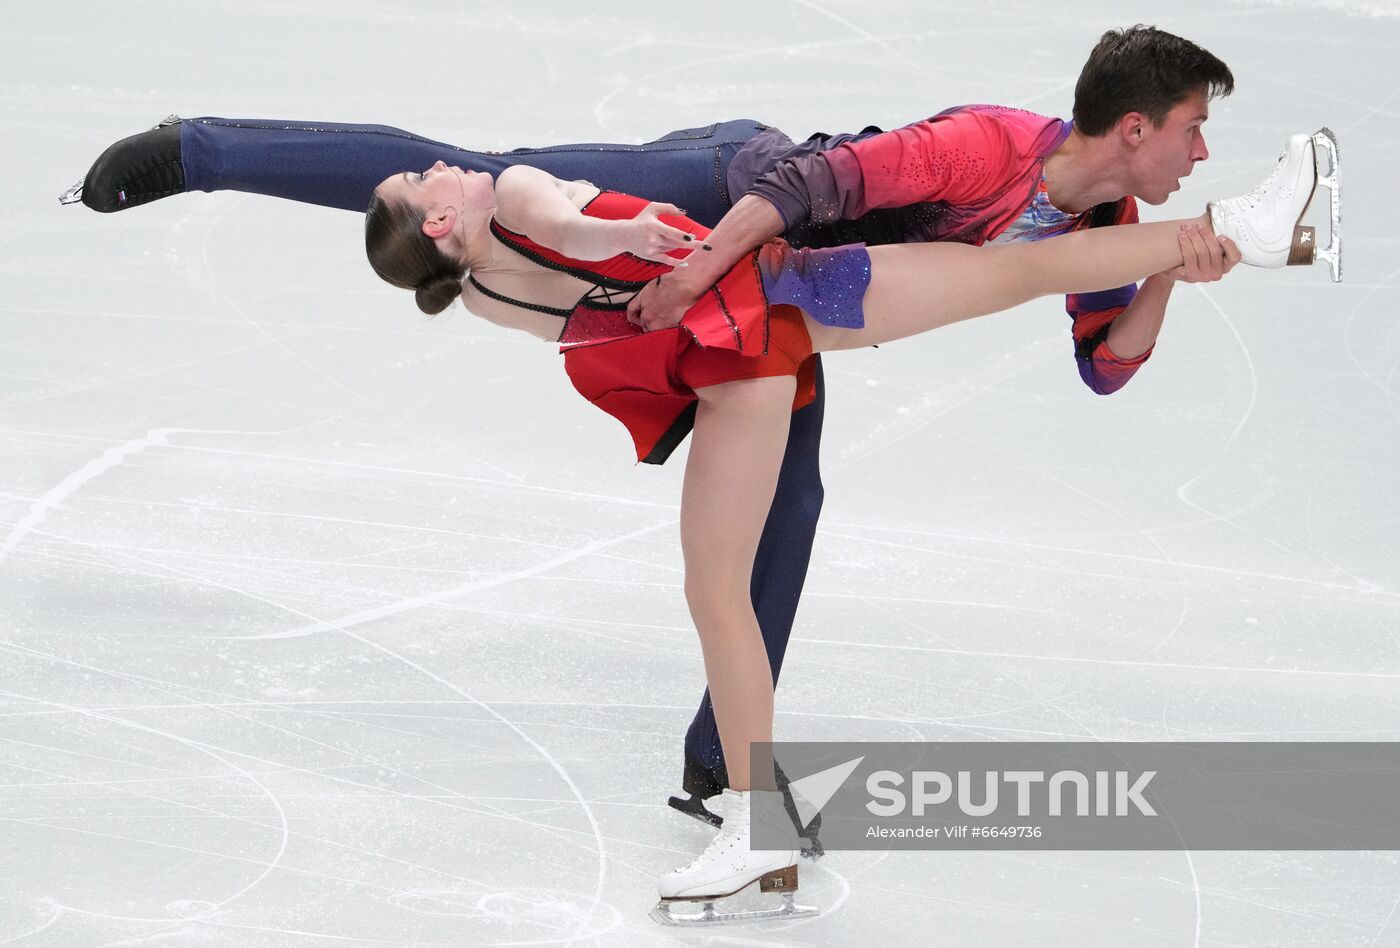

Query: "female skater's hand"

xmin=1168 ymin=223 xmax=1242 ymax=283
xmin=617 ymin=203 xmax=701 ymax=264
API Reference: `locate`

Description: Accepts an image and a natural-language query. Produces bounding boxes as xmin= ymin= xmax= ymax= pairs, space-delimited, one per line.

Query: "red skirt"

xmin=561 ymin=255 xmax=816 ymax=464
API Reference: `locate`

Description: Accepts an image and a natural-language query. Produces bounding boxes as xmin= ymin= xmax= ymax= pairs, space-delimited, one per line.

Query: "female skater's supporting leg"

xmin=657 ymin=373 xmax=814 ymax=914
xmin=809 ymin=217 xmax=1212 ymax=352
xmin=680 ymin=375 xmax=798 ymax=793
xmin=680 ymin=360 xmax=825 ymax=803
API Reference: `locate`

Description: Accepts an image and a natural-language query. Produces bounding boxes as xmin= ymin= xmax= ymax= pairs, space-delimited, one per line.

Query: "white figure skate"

xmin=651 ymin=788 xmax=818 ymax=926
xmin=1208 ymin=128 xmax=1342 ymax=282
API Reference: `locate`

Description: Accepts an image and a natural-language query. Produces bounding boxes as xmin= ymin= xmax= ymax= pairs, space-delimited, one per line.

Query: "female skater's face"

xmin=376 ymin=161 xmax=495 ymax=240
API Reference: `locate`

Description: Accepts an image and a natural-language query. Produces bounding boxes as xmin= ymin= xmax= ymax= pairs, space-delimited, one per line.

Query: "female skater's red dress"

xmin=470 ymin=191 xmax=818 ymax=464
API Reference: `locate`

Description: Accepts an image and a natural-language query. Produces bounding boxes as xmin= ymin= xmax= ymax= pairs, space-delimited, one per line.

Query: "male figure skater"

xmin=67 ymin=26 xmax=1240 ymax=834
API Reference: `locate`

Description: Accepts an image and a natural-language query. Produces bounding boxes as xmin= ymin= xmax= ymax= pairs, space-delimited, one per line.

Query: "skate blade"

xmin=650 ymin=891 xmax=819 ymax=926
xmin=58 ymin=178 xmax=84 ymax=206
xmin=666 ymin=793 xmax=722 ymax=828
xmin=1311 ymin=127 xmax=1342 ymax=282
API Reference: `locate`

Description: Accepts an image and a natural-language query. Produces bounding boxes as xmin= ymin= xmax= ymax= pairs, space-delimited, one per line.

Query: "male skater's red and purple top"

xmin=735 ymin=105 xmax=1149 ymax=396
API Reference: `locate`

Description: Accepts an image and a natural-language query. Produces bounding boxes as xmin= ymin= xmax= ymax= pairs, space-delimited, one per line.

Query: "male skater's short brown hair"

xmin=1073 ymin=25 xmax=1234 ymax=136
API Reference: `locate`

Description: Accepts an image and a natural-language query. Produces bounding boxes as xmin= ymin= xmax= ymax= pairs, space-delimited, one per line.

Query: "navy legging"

xmin=180 ymin=117 xmax=824 ymax=785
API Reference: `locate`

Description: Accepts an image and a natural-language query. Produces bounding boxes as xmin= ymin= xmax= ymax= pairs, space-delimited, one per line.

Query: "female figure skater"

xmin=364 ymin=132 xmax=1329 ymax=923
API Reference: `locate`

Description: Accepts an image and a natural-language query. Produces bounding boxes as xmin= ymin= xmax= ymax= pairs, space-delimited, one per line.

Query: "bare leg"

xmin=808 ymin=214 xmax=1209 ymax=352
xmin=681 ymin=375 xmax=797 ymax=792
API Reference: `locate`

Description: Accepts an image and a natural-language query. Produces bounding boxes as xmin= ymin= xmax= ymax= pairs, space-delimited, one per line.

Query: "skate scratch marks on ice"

xmin=792 ymin=0 xmax=928 ymax=76
xmin=161 ymin=444 xmax=680 ymax=511
xmin=0 ymin=639 xmax=595 ymax=933
xmin=792 ymin=634 xmax=1400 ymax=679
xmin=0 ymin=678 xmax=292 ymax=931
xmin=306 ymin=621 xmax=618 ymax=942
xmin=821 ymin=525 xmax=1398 ymax=598
xmin=237 ymin=523 xmax=673 ymax=940
xmin=0 ymin=426 xmax=304 ymax=569
xmin=239 ymin=520 xmax=674 ymax=640
xmin=1174 ymin=285 xmax=1266 ymax=528
xmin=1181 ymin=285 xmax=1378 ymax=591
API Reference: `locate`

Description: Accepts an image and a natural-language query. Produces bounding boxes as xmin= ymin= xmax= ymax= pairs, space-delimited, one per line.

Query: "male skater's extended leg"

xmin=68 ymin=116 xmax=763 ymax=227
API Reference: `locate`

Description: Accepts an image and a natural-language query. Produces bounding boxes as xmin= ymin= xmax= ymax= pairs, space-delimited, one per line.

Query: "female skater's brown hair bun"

xmin=415 ymin=270 xmax=466 ymax=315
xmin=365 ymin=190 xmax=465 ymax=315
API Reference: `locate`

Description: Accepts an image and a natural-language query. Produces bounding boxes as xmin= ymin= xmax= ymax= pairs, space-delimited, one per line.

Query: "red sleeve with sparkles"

xmin=1069 ymin=197 xmax=1151 ymax=395
xmin=821 ymin=110 xmax=1019 ymax=218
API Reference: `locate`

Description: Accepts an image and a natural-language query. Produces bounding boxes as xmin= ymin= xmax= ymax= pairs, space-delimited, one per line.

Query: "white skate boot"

xmin=1208 ymin=128 xmax=1342 ymax=281
xmin=651 ymin=788 xmax=817 ymax=926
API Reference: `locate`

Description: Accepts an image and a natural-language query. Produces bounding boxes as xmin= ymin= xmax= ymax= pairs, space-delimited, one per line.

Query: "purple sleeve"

xmin=1070 ymin=284 xmax=1151 ymax=396
xmin=747 ymin=152 xmax=859 ymax=229
xmin=1068 ymin=198 xmax=1153 ymax=396
xmin=727 ymin=127 xmax=880 ymax=229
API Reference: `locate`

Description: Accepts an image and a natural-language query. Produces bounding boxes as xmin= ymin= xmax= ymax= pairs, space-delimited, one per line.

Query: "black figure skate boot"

xmin=60 ymin=115 xmax=184 ymax=212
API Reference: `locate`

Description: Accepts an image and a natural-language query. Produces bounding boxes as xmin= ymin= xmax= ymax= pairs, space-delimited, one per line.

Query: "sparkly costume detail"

xmin=758 ymin=241 xmax=872 ymax=330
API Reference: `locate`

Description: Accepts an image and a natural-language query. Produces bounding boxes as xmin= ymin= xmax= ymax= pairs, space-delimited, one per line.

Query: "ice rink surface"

xmin=4 ymin=1 xmax=1399 ymax=944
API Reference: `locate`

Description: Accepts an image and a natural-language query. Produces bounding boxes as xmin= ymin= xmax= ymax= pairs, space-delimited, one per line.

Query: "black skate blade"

xmin=667 ymin=793 xmax=722 ymax=827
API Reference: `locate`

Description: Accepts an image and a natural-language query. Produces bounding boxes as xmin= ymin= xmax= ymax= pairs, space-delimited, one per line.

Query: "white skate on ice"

xmin=651 ymin=788 xmax=818 ymax=926
xmin=1208 ymin=128 xmax=1342 ymax=281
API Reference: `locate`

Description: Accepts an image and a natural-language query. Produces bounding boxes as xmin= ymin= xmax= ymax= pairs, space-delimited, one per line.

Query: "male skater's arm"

xmin=627 ymin=110 xmax=1010 ymax=329
xmin=627 ymin=194 xmax=785 ymax=329
xmin=1070 ymin=201 xmax=1240 ymax=395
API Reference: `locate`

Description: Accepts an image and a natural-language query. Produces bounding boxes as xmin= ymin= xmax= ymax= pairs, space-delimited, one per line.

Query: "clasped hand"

xmin=1169 ymin=223 xmax=1241 ymax=282
xmin=620 ymin=205 xmax=713 ymax=331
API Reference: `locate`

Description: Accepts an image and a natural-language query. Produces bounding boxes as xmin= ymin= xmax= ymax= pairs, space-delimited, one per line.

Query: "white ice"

xmin=4 ymin=1 xmax=1399 ymax=945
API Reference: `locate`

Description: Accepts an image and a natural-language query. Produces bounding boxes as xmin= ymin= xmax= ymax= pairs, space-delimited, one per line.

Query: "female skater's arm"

xmin=494 ymin=165 xmax=697 ymax=262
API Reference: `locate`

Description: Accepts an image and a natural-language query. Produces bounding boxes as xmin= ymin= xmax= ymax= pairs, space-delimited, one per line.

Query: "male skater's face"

xmin=1128 ymin=88 xmax=1212 ymax=205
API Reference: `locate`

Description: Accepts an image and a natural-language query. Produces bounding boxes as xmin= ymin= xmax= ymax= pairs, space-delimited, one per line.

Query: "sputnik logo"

xmin=786 ymin=756 xmax=866 ymax=828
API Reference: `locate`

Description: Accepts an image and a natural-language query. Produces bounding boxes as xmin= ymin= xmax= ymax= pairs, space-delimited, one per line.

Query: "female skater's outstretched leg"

xmin=809 ymin=217 xmax=1217 ymax=352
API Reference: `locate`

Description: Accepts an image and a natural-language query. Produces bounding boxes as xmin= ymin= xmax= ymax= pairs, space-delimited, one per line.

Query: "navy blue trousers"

xmin=181 ymin=117 xmax=823 ymax=788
